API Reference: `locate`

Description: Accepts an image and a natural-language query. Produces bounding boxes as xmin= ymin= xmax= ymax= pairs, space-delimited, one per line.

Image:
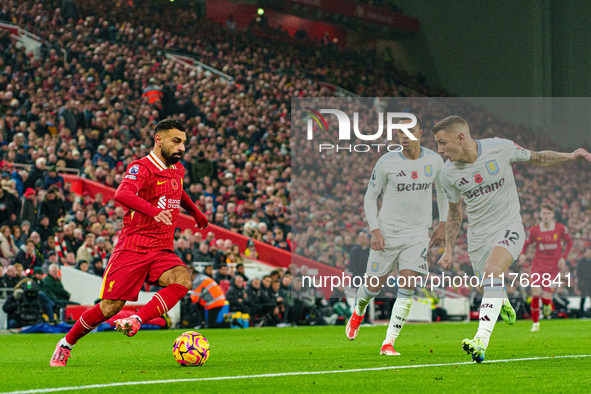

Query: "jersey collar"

xmin=148 ymin=151 xmax=176 ymax=171
xmin=398 ymin=147 xmax=424 ymax=160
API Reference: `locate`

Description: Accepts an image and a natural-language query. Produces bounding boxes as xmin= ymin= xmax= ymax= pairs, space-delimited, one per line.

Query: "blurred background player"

xmin=434 ymin=116 xmax=591 ymax=363
xmin=50 ymin=120 xmax=208 ymax=367
xmin=346 ymin=116 xmax=448 ymax=356
xmin=519 ymin=204 xmax=572 ymax=331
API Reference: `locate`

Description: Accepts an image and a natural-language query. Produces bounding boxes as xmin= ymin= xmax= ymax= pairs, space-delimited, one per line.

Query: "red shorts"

xmin=99 ymin=249 xmax=187 ymax=302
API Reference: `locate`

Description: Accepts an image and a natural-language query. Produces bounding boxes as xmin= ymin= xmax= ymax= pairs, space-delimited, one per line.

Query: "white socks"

xmin=384 ymin=288 xmax=414 ymax=344
xmin=475 ymin=278 xmax=505 ymax=349
xmin=59 ymin=337 xmax=74 ymax=349
xmin=354 ymin=286 xmax=380 ymax=316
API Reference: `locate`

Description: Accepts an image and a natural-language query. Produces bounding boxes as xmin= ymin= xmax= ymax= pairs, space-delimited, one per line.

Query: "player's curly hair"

xmin=155 ymin=119 xmax=185 ymax=134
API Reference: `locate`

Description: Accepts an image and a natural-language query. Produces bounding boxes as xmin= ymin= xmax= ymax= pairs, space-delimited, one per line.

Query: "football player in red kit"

xmin=519 ymin=204 xmax=572 ymax=332
xmin=50 ymin=119 xmax=209 ymax=367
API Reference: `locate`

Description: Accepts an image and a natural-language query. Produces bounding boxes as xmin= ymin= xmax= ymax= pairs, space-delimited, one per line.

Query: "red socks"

xmin=65 ymin=304 xmax=107 ymax=345
xmin=531 ymin=296 xmax=540 ymax=323
xmin=136 ymin=283 xmax=188 ymax=323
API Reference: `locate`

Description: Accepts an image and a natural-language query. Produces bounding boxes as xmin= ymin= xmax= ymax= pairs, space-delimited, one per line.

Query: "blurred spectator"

xmin=76 ymin=233 xmax=96 ymax=264
xmin=37 ymin=187 xmax=65 ymax=228
xmin=0 ymin=224 xmax=18 ymax=264
xmin=192 ymin=151 xmax=213 ymax=184
xmin=202 ymin=263 xmax=214 ymax=278
xmin=43 ymin=166 xmax=64 ymax=190
xmin=34 ymin=215 xmax=52 ymax=243
xmin=235 ymin=263 xmax=249 ymax=282
xmin=91 ymin=257 xmax=105 ymax=278
xmin=76 ymin=260 xmax=90 ymax=273
xmin=43 ymin=263 xmax=73 ymax=311
xmin=14 ymin=239 xmax=41 ymax=270
xmin=0 ymin=184 xmax=20 ymax=225
xmin=24 ymin=158 xmax=46 ymax=190
xmin=226 ymin=275 xmax=250 ymax=315
xmin=213 ymin=264 xmax=232 ymax=284
xmin=193 ymin=241 xmax=214 ymax=263
xmin=20 ymin=190 xmax=37 ymax=225
xmin=3 ymin=265 xmax=19 ymax=288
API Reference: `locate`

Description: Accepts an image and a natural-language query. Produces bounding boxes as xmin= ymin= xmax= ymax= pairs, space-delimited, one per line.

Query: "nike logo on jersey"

xmin=396 ymin=171 xmax=406 ymax=177
xmin=157 ymin=180 xmax=167 ymax=185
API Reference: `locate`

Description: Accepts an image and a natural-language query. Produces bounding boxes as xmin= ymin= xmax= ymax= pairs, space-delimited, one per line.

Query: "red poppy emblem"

xmin=411 ymin=171 xmax=418 ymax=180
xmin=171 ymin=179 xmax=179 ymax=190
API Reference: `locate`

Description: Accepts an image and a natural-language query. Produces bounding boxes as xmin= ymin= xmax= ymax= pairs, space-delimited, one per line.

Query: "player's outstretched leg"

xmin=531 ymin=296 xmax=540 ymax=332
xmin=380 ymin=288 xmax=413 ymax=356
xmin=124 ymin=267 xmax=191 ymax=337
xmin=346 ymin=285 xmax=379 ymax=340
xmin=464 ymin=277 xmax=505 ymax=363
xmin=50 ymin=301 xmax=122 ymax=367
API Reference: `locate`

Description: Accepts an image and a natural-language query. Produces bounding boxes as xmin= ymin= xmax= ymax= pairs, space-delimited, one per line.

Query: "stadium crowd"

xmin=0 ymin=0 xmax=589 ymax=328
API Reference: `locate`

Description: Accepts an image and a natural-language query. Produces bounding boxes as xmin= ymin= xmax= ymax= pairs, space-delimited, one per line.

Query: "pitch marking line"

xmin=3 ymin=354 xmax=590 ymax=394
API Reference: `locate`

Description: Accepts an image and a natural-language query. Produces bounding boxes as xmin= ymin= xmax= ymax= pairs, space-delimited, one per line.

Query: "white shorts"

xmin=365 ymin=230 xmax=429 ymax=277
xmin=467 ymin=222 xmax=525 ymax=279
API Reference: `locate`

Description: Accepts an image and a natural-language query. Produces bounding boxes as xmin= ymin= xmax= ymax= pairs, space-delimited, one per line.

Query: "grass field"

xmin=1 ymin=319 xmax=590 ymax=393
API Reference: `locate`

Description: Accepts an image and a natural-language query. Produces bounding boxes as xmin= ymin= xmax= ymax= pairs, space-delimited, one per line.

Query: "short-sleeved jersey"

xmin=114 ymin=152 xmax=184 ymax=253
xmin=440 ymin=138 xmax=531 ymax=232
xmin=523 ymin=223 xmax=572 ymax=266
xmin=366 ymin=147 xmax=446 ymax=235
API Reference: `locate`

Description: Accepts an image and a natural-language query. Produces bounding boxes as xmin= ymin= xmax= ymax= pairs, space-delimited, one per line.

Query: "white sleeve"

xmin=440 ymin=170 xmax=461 ymax=204
xmin=497 ymin=138 xmax=531 ymax=162
xmin=433 ymin=164 xmax=449 ymax=222
xmin=364 ymin=163 xmax=386 ymax=231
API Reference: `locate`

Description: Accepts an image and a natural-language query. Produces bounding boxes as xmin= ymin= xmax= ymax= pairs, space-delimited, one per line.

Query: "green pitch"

xmin=1 ymin=319 xmax=590 ymax=393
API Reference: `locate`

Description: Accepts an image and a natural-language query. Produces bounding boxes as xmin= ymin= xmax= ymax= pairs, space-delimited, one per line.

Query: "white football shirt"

xmin=440 ymin=138 xmax=531 ymax=232
xmin=364 ymin=147 xmax=448 ymax=236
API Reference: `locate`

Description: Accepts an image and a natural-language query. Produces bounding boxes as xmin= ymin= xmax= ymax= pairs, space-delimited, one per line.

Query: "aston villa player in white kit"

xmin=433 ymin=115 xmax=591 ymax=363
xmin=346 ymin=117 xmax=448 ymax=356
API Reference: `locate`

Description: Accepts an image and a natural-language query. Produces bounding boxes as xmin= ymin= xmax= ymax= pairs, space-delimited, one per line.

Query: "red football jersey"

xmin=114 ymin=152 xmax=184 ymax=253
xmin=522 ymin=222 xmax=573 ymax=270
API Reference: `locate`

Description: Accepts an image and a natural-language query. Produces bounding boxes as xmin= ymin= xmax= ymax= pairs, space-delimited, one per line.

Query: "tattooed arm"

xmin=528 ymin=148 xmax=591 ymax=167
xmin=437 ymin=199 xmax=463 ymax=270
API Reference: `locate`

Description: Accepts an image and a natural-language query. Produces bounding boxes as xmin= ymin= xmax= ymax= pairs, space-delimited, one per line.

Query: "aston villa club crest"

xmin=424 ymin=165 xmax=433 ymax=177
xmin=485 ymin=160 xmax=499 ymax=175
xmin=371 ymin=262 xmax=379 ymax=272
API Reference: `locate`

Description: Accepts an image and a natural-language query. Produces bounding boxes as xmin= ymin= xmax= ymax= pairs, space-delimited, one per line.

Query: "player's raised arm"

xmin=114 ymin=181 xmax=173 ymax=225
xmin=180 ymin=189 xmax=209 ymax=229
xmin=364 ymin=165 xmax=385 ymax=252
xmin=528 ymin=148 xmax=591 ymax=167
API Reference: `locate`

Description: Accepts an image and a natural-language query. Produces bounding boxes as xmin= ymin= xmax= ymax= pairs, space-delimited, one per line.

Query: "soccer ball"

xmin=172 ymin=331 xmax=210 ymax=366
